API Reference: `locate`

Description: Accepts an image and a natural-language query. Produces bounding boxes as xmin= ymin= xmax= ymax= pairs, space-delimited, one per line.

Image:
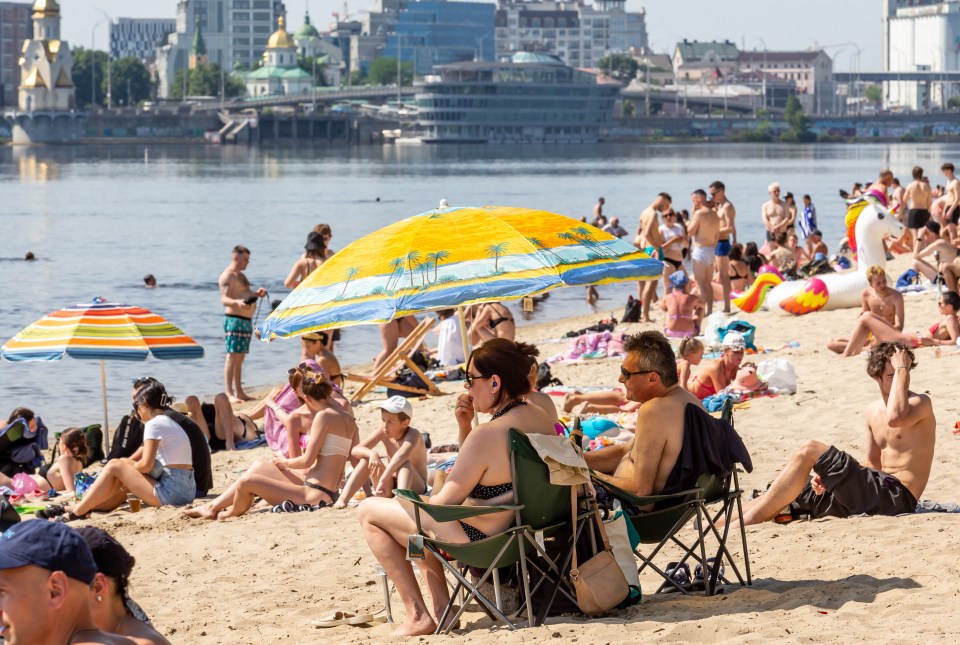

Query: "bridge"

xmin=620 ymin=88 xmax=780 ymax=115
xmin=193 ymin=85 xmax=417 ymax=112
xmin=834 ymin=71 xmax=960 ymax=82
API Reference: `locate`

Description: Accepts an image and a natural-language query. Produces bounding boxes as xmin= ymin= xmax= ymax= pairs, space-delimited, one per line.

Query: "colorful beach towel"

xmin=547 ymin=331 xmax=627 ymax=364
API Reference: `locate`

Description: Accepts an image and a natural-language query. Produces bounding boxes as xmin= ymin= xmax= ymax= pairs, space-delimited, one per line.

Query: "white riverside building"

xmin=883 ymin=0 xmax=960 ymax=109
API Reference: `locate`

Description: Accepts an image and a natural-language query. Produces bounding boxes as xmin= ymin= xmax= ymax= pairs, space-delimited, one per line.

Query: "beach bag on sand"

xmin=107 ymin=414 xmax=144 ymax=461
xmin=569 ymin=489 xmax=629 ymax=616
xmin=718 ymin=321 xmax=757 ymax=351
xmin=74 ymin=472 xmax=97 ymax=501
xmin=0 ymin=496 xmax=21 ymax=531
xmin=757 ymin=359 xmax=797 ymax=394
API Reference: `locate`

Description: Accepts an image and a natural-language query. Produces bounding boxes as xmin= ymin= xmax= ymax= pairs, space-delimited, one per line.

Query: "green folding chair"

xmin=394 ymin=429 xmax=582 ymax=633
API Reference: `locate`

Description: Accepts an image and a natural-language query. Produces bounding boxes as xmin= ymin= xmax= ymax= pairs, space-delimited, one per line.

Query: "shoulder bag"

xmin=568 ymin=487 xmax=629 ymax=615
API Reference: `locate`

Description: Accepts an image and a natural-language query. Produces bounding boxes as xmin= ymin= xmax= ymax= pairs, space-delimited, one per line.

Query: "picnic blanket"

xmin=546 ymin=331 xmax=627 ymax=364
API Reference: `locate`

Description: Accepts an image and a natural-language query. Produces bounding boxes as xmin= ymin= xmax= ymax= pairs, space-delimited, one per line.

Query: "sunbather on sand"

xmin=726 ymin=342 xmax=934 ymax=525
xmin=838 ymin=291 xmax=960 ymax=357
xmin=17 ymin=428 xmax=86 ymax=494
xmin=358 ymin=339 xmax=553 ymax=636
xmin=183 ymin=393 xmax=259 ymax=452
xmin=688 ymin=332 xmax=746 ymax=399
xmin=300 ymin=331 xmax=343 ymax=386
xmin=827 ymin=266 xmax=904 ymax=354
xmin=584 ymin=331 xmax=703 ymax=497
xmin=335 ymin=397 xmax=428 ymax=508
xmin=184 ymin=371 xmax=357 ymax=520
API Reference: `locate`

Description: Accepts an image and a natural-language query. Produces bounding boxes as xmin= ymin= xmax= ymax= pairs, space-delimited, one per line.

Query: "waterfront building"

xmin=882 ymin=0 xmax=960 ymax=109
xmin=736 ymin=50 xmax=834 ymax=115
xmin=672 ymin=39 xmax=739 ymax=82
xmin=384 ymin=1 xmax=495 ymax=76
xmin=18 ymin=0 xmax=73 ymax=111
xmin=243 ymin=16 xmax=311 ymax=96
xmin=156 ymin=0 xmax=286 ymax=99
xmin=294 ymin=11 xmax=343 ymax=86
xmin=494 ymin=0 xmax=648 ymax=70
xmin=411 ymin=51 xmax=620 ymax=143
xmin=109 ymin=18 xmax=175 ymax=63
xmin=0 ymin=2 xmax=31 ymax=108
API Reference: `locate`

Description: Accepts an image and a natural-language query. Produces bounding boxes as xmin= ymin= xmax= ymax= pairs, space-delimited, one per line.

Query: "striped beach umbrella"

xmin=259 ymin=205 xmax=663 ymax=342
xmin=1 ymin=297 xmax=204 ymax=448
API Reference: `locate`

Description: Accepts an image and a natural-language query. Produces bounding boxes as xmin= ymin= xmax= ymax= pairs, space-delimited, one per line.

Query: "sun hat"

xmin=668 ymin=271 xmax=689 ymax=289
xmin=0 ymin=521 xmax=97 ymax=584
xmin=722 ymin=331 xmax=746 ymax=351
xmin=379 ymin=396 xmax=413 ymax=418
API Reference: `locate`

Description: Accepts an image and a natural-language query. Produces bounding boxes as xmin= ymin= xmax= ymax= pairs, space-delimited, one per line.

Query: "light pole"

xmin=753 ymin=36 xmax=767 ymax=110
xmin=891 ymin=46 xmax=907 ymax=109
xmin=95 ymin=9 xmax=112 ymax=109
xmin=91 ymin=22 xmax=100 ymax=108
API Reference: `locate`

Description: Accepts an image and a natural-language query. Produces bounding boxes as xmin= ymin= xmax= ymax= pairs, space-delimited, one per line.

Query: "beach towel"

xmin=547 ymin=331 xmax=627 ymax=363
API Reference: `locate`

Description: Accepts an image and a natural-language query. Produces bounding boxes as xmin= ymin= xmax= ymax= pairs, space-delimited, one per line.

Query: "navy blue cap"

xmin=0 ymin=520 xmax=98 ymax=584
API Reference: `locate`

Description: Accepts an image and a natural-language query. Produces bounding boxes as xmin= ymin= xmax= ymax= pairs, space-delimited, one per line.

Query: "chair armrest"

xmin=591 ymin=475 xmax=701 ymax=507
xmin=394 ymin=489 xmax=522 ymax=523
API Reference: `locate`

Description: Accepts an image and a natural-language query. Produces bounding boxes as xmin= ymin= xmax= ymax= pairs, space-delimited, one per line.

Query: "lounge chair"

xmin=344 ymin=317 xmax=442 ymax=403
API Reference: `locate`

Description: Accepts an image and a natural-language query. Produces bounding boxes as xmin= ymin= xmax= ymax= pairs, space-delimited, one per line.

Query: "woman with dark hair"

xmin=58 ymin=382 xmax=196 ymax=521
xmin=185 ymin=369 xmax=357 ymax=519
xmin=76 ymin=526 xmax=171 ymax=645
xmin=742 ymin=241 xmax=767 ymax=280
xmin=32 ymin=428 xmax=87 ymax=493
xmin=358 ymin=338 xmax=554 ymax=636
xmin=284 ymin=231 xmax=326 ymax=289
xmin=839 ymin=291 xmax=960 ymax=357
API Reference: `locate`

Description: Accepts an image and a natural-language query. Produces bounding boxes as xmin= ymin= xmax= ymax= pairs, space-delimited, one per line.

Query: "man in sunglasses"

xmin=584 ymin=331 xmax=703 ymax=497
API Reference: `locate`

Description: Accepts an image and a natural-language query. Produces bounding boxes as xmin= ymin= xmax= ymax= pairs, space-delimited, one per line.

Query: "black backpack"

xmin=107 ymin=414 xmax=144 ymax=461
xmin=622 ymin=296 xmax=641 ymax=323
xmin=536 ymin=363 xmax=563 ymax=390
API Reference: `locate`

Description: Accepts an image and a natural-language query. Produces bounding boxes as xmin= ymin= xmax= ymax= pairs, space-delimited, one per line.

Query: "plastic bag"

xmin=11 ymin=473 xmax=43 ymax=496
xmin=74 ymin=472 xmax=98 ymax=501
xmin=702 ymin=312 xmax=735 ymax=346
xmin=757 ymin=358 xmax=798 ymax=393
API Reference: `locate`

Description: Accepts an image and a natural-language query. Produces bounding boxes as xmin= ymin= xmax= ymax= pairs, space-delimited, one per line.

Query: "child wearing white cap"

xmin=334 ymin=396 xmax=428 ymax=508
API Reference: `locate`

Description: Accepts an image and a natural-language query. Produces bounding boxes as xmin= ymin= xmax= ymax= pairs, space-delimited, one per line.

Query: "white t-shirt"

xmin=437 ymin=316 xmax=466 ymax=367
xmin=144 ymin=415 xmax=193 ymax=467
xmin=659 ymin=222 xmax=685 ymax=243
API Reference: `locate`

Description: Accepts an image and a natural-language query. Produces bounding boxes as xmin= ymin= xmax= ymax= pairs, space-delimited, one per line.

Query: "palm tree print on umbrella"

xmin=386 ymin=258 xmax=405 ymax=292
xmin=485 ymin=243 xmax=508 ymax=273
xmin=339 ymin=267 xmax=361 ymax=299
xmin=425 ymin=250 xmax=451 ymax=283
xmin=526 ymin=237 xmax=565 ymax=264
xmin=406 ymin=251 xmax=422 ymax=288
xmin=573 ymin=226 xmax=614 ymax=257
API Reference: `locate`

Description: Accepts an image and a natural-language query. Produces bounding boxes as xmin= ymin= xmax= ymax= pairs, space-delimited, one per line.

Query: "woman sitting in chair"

xmin=358 ymin=339 xmax=554 ymax=636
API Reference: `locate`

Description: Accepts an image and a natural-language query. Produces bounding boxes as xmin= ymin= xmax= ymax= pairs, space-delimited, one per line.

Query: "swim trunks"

xmin=690 ymin=244 xmax=715 ymax=265
xmin=715 ymin=239 xmax=732 ymax=257
xmin=224 ymin=314 xmax=252 ymax=354
xmin=905 ymin=208 xmax=931 ymax=229
xmin=643 ymin=245 xmax=665 ymax=261
xmin=789 ymin=445 xmax=917 ymax=519
xmin=947 ymin=204 xmax=960 ymax=226
xmin=765 ymin=230 xmax=776 ymax=242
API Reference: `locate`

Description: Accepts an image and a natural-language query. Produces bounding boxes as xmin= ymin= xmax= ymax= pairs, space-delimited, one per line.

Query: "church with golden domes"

xmin=18 ymin=0 xmax=75 ymax=112
xmin=243 ymin=16 xmax=312 ymax=97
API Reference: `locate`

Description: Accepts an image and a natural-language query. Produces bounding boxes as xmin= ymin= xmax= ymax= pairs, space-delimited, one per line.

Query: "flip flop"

xmin=271 ymin=500 xmax=298 ymax=513
xmin=310 ymin=611 xmax=362 ymax=628
xmin=34 ymin=504 xmax=65 ymax=519
xmin=659 ymin=561 xmax=693 ymax=594
xmin=345 ymin=612 xmax=377 ymax=626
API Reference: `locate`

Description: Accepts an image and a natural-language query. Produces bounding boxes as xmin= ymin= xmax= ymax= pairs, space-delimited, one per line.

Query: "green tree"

xmin=864 ymin=84 xmax=883 ymax=107
xmin=170 ymin=63 xmax=245 ymax=100
xmin=598 ymin=54 xmax=639 ymax=82
xmin=366 ymin=57 xmax=413 ymax=86
xmin=107 ymin=57 xmax=153 ymax=106
xmin=71 ymin=47 xmax=108 ymax=108
xmin=783 ymin=96 xmax=815 ymax=143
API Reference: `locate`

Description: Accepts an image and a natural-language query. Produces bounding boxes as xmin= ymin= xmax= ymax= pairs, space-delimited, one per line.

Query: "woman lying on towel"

xmin=358 ymin=339 xmax=555 ymax=636
xmin=688 ymin=332 xmax=746 ymax=399
xmin=185 ymin=370 xmax=358 ymax=519
xmin=838 ymin=290 xmax=960 ymax=357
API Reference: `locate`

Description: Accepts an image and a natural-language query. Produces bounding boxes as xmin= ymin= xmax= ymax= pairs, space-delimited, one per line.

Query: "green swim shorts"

xmin=224 ymin=315 xmax=253 ymax=354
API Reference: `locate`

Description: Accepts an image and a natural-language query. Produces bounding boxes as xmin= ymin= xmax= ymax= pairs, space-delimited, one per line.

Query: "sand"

xmin=44 ymin=261 xmax=960 ymax=643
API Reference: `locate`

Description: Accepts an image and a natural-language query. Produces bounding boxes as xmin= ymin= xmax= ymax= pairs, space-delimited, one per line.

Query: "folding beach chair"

xmin=595 ymin=399 xmax=752 ymax=596
xmin=344 ymin=317 xmax=442 ymax=403
xmin=394 ymin=429 xmax=585 ymax=633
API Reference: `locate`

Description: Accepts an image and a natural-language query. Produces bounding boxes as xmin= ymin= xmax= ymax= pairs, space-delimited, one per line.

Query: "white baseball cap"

xmin=379 ymin=396 xmax=413 ymax=418
xmin=722 ymin=331 xmax=746 ymax=351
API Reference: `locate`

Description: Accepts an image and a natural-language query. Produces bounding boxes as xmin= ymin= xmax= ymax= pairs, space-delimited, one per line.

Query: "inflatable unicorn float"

xmin=735 ymin=191 xmax=905 ymax=315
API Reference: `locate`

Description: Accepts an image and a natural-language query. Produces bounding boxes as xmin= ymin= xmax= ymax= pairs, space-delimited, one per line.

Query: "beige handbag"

xmin=568 ymin=488 xmax=629 ymax=616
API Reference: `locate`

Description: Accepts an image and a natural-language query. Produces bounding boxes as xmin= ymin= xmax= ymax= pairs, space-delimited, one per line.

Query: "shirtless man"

xmin=868 ymin=168 xmax=895 ymax=200
xmin=709 ymin=180 xmax=737 ymax=314
xmin=687 ymin=189 xmax=720 ymax=316
xmin=301 ymin=331 xmax=343 ymax=387
xmin=904 ymin=166 xmax=933 ymax=250
xmin=219 ymin=245 xmax=267 ymax=402
xmin=767 ymin=232 xmax=797 ymax=275
xmin=892 ymin=177 xmax=906 ymax=211
xmin=636 ymin=192 xmax=671 ymax=323
xmin=727 ymin=342 xmax=934 ymax=526
xmin=761 ymin=182 xmax=789 ymax=243
xmin=804 ymin=229 xmax=828 ymax=260
xmin=584 ymin=331 xmax=703 ymax=497
xmin=911 ymin=220 xmax=957 ymax=283
xmin=0 ymin=521 xmax=137 ymax=645
xmin=826 ymin=266 xmax=904 ymax=354
xmin=688 ymin=332 xmax=746 ymax=399
xmin=593 ymin=196 xmax=605 ymax=221
xmin=942 ymin=163 xmax=960 ymax=239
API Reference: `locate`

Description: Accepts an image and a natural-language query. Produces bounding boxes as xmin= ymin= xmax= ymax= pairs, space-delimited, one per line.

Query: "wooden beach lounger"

xmin=344 ymin=317 xmax=442 ymax=403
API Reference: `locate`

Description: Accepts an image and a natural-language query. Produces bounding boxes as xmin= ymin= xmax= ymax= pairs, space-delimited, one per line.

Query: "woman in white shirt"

xmin=659 ymin=209 xmax=688 ymax=279
xmin=62 ymin=382 xmax=196 ymax=521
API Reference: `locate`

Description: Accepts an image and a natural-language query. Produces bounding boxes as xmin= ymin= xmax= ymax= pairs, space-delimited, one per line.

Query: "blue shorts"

xmin=715 ymin=239 xmax=732 ymax=257
xmin=154 ymin=466 xmax=197 ymax=506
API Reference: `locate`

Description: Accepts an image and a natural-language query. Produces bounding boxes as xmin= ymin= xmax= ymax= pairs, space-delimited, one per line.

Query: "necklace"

xmin=491 ymin=399 xmax=526 ymax=420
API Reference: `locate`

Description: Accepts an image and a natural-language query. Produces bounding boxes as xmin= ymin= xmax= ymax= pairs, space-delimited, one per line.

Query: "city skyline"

xmin=54 ymin=0 xmax=880 ymax=71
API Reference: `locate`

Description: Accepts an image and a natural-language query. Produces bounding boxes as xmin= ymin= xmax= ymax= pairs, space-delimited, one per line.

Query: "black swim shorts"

xmin=948 ymin=204 xmax=960 ymax=226
xmin=906 ymin=208 xmax=931 ymax=230
xmin=789 ymin=446 xmax=917 ymax=519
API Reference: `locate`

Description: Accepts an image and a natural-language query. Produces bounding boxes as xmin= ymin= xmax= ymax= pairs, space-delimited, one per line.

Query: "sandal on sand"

xmin=35 ymin=504 xmax=65 ymax=520
xmin=660 ymin=562 xmax=693 ymax=593
xmin=311 ymin=611 xmax=369 ymax=628
xmin=55 ymin=511 xmax=88 ymax=523
xmin=272 ymin=500 xmax=298 ymax=513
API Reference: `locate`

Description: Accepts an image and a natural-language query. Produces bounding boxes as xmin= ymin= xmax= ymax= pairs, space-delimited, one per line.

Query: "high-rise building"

xmin=109 ymin=18 xmax=176 ymax=63
xmin=0 ymin=2 xmax=32 ymax=108
xmin=882 ymin=0 xmax=960 ymax=110
xmin=385 ymin=1 xmax=495 ymax=75
xmin=494 ymin=0 xmax=647 ymax=70
xmin=156 ymin=0 xmax=286 ymax=99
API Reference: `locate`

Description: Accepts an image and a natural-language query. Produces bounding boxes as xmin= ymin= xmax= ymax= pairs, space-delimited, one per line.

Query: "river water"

xmin=2 ymin=141 xmax=955 ymax=433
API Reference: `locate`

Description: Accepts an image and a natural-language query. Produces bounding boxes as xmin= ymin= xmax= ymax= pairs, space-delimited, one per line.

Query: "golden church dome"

xmin=32 ymin=0 xmax=60 ymax=17
xmin=266 ymin=16 xmax=296 ymax=49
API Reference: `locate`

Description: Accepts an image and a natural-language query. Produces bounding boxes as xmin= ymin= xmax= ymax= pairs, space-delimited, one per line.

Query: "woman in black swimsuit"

xmin=4 ymin=427 xmax=87 ymax=494
xmin=357 ymin=339 xmax=554 ymax=636
xmin=467 ymin=302 xmax=516 ymax=347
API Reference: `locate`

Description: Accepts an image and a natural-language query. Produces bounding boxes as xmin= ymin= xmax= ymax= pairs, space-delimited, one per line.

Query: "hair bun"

xmin=516 ymin=341 xmax=540 ymax=358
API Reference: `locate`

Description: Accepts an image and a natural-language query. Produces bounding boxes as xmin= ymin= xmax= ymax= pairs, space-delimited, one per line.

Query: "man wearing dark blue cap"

xmin=0 ymin=521 xmax=135 ymax=644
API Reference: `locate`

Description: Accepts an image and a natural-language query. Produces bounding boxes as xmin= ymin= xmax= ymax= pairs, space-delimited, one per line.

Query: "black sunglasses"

xmin=465 ymin=372 xmax=490 ymax=387
xmin=620 ymin=366 xmax=653 ymax=380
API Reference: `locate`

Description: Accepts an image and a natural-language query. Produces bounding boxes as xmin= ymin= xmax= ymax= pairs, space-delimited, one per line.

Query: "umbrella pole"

xmin=100 ymin=360 xmax=110 ymax=454
xmin=457 ymin=305 xmax=478 ymax=426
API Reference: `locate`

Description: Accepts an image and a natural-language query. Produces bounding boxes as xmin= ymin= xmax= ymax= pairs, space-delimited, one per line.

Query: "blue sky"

xmin=57 ymin=0 xmax=880 ymax=71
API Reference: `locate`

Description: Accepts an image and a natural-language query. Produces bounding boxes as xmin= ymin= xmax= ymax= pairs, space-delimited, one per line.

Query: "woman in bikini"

xmin=0 ymin=427 xmax=87 ymax=494
xmin=184 ymin=370 xmax=358 ymax=519
xmin=358 ymin=339 xmax=554 ymax=636
xmin=467 ymin=301 xmax=516 ymax=346
xmin=183 ymin=393 xmax=259 ymax=452
xmin=659 ymin=209 xmax=688 ymax=281
xmin=662 ymin=271 xmax=703 ymax=339
xmin=688 ymin=332 xmax=746 ymax=398
xmin=713 ymin=244 xmax=749 ymax=299
xmin=373 ymin=315 xmax=421 ymax=371
xmin=284 ymin=231 xmax=326 ymax=289
xmin=840 ymin=291 xmax=960 ymax=357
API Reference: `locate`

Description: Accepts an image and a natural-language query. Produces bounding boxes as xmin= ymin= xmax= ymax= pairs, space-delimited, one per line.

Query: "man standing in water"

xmin=636 ymin=193 xmax=671 ymax=323
xmin=219 ymin=245 xmax=266 ymax=402
xmin=709 ymin=180 xmax=737 ymax=314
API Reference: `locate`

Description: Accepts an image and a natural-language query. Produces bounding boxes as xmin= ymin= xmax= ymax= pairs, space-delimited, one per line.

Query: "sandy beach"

xmin=36 ymin=255 xmax=960 ymax=644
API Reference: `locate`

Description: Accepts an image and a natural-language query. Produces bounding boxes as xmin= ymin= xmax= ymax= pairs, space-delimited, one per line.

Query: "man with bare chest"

xmin=635 ymin=192 xmax=671 ymax=323
xmin=219 ymin=245 xmax=267 ymax=402
xmin=761 ymin=182 xmax=788 ymax=242
xmin=826 ymin=267 xmax=904 ymax=354
xmin=709 ymin=180 xmax=737 ymax=314
xmin=904 ymin=166 xmax=933 ymax=252
xmin=687 ymin=189 xmax=720 ymax=316
xmin=727 ymin=342 xmax=934 ymax=525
